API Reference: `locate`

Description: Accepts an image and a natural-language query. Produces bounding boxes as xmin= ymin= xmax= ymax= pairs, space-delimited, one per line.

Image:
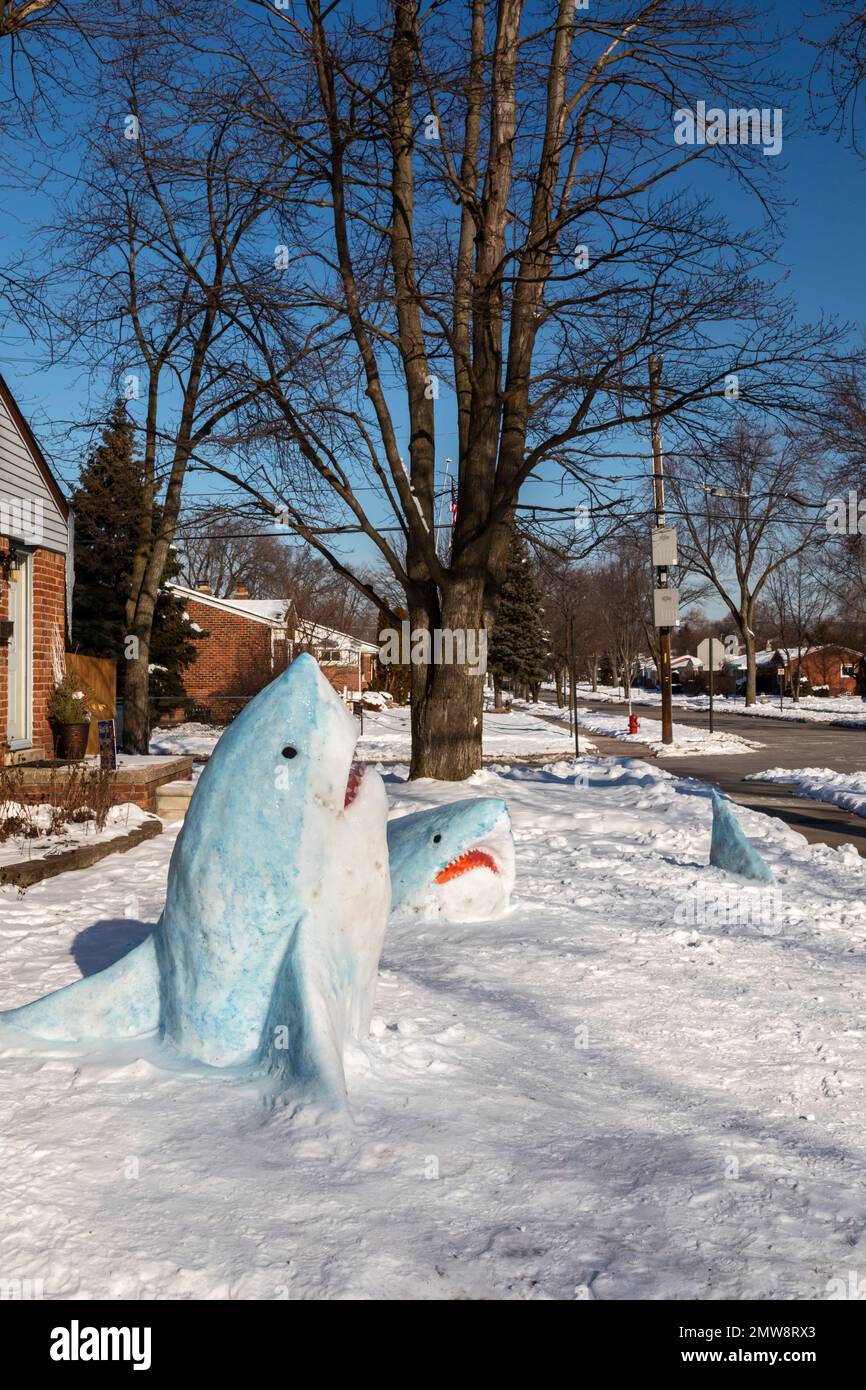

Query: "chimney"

xmin=196 ymin=583 xmax=211 ymax=595
xmin=234 ymin=585 xmax=250 ymax=599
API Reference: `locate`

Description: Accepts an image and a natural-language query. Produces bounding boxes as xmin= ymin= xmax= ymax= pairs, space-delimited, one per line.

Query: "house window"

xmin=842 ymin=663 xmax=856 ymax=678
xmin=319 ymin=648 xmax=344 ymax=665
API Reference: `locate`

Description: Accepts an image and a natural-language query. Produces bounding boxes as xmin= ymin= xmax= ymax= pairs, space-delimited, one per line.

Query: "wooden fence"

xmin=66 ymin=653 xmax=117 ymax=754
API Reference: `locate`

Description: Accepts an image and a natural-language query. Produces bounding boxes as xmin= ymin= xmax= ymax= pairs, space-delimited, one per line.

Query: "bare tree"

xmin=36 ymin=41 xmax=298 ymax=751
xmin=191 ymin=0 xmax=844 ymax=779
xmin=668 ymin=424 xmax=829 ymax=704
xmin=807 ymin=1 xmax=866 ymax=154
xmin=765 ymin=554 xmax=832 ymax=700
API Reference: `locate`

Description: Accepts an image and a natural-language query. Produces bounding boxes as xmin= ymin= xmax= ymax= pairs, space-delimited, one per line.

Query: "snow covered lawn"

xmin=526 ymin=700 xmax=763 ymax=757
xmin=151 ymin=705 xmax=593 ymax=762
xmin=1 ymin=758 xmax=865 ymax=1299
xmin=747 ymin=767 xmax=866 ymax=820
xmin=576 ymin=683 xmax=866 ymax=727
xmin=149 ymin=722 xmax=223 ymax=757
xmin=0 ymin=803 xmax=155 ymax=874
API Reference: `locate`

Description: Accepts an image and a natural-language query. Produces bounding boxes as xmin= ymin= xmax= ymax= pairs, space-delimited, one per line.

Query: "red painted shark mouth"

xmin=435 ymin=849 xmax=499 ymax=884
xmin=344 ymin=761 xmax=365 ymax=808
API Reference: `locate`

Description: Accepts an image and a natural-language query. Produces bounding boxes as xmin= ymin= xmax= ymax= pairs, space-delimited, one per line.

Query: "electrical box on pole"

xmin=651 ymin=526 xmax=678 ymax=568
xmin=653 ymin=587 xmax=680 ymax=628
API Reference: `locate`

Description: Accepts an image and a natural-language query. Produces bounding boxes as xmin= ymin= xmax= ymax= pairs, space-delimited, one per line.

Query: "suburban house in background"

xmin=0 ymin=373 xmax=73 ymax=764
xmin=166 ymin=583 xmax=378 ymax=722
xmin=726 ymin=644 xmax=863 ymax=697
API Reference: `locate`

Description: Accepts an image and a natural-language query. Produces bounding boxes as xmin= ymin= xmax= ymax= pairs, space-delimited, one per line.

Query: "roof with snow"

xmin=167 ymin=584 xmax=377 ymax=652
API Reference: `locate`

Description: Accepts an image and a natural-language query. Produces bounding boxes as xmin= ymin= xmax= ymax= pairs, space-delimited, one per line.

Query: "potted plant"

xmin=47 ymin=674 xmax=91 ymax=761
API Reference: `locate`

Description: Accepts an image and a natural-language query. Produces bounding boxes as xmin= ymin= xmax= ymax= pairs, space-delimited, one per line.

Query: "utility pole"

xmin=570 ymin=612 xmax=580 ymax=759
xmin=649 ymin=352 xmax=674 ymax=746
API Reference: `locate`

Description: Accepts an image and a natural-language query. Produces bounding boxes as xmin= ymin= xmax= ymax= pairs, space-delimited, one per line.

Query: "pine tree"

xmin=488 ymin=536 xmax=550 ymax=704
xmin=71 ymin=401 xmax=198 ymax=727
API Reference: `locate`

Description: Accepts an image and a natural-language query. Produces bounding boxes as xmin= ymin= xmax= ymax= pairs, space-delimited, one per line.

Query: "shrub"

xmin=47 ymin=674 xmax=90 ymax=724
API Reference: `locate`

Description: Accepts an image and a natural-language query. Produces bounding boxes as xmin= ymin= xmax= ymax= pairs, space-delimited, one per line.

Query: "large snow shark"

xmin=0 ymin=654 xmax=391 ymax=1102
xmin=387 ymin=798 xmax=515 ymax=922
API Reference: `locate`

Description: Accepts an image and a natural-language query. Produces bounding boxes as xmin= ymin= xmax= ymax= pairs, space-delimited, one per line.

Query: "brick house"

xmin=790 ymin=645 xmax=863 ymax=696
xmin=725 ymin=643 xmax=863 ymax=696
xmin=0 ymin=374 xmax=73 ymax=764
xmin=166 ymin=584 xmax=378 ymax=720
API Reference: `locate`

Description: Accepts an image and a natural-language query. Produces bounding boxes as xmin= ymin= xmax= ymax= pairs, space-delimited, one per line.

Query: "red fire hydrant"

xmin=628 ymin=713 xmax=640 ymax=735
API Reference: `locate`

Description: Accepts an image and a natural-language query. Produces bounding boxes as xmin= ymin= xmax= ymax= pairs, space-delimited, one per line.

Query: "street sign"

xmin=653 ymin=587 xmax=680 ymax=628
xmin=697 ymin=636 xmax=726 ymax=672
xmin=651 ymin=526 xmax=678 ymax=568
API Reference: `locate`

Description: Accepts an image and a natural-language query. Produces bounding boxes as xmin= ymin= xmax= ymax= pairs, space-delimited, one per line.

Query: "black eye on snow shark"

xmin=433 ymin=833 xmax=442 ymax=843
xmin=282 ymin=746 xmax=298 ymax=759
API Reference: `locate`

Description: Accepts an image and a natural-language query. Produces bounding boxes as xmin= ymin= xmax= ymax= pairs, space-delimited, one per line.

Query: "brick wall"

xmin=179 ymin=597 xmax=291 ymax=721
xmin=794 ymin=648 xmax=861 ymax=696
xmin=1 ymin=541 xmax=66 ymax=758
xmin=318 ymin=653 xmax=376 ymax=694
xmin=32 ymin=548 xmax=67 ymax=752
xmin=176 ymin=597 xmax=377 ymax=720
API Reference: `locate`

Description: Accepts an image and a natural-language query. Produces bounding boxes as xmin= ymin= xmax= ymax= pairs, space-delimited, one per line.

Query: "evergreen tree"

xmin=71 ymin=401 xmax=199 ymax=726
xmin=70 ymin=400 xmax=140 ymax=662
xmin=488 ymin=536 xmax=550 ymax=704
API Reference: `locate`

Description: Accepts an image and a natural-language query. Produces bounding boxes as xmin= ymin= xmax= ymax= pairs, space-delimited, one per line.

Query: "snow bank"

xmin=524 ymin=700 xmax=763 ymax=756
xmin=747 ymin=766 xmax=866 ymax=819
xmin=575 ymin=683 xmax=866 ymax=727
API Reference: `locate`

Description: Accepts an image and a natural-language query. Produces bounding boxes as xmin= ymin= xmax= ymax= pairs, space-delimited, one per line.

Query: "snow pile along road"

xmin=526 ymin=700 xmax=763 ymax=757
xmin=1 ymin=756 xmax=865 ymax=1299
xmin=573 ymin=683 xmax=866 ymax=727
xmin=747 ymin=767 xmax=866 ymax=820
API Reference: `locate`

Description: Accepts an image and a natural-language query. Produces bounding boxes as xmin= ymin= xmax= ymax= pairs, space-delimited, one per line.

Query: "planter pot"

xmin=50 ymin=720 xmax=90 ymax=761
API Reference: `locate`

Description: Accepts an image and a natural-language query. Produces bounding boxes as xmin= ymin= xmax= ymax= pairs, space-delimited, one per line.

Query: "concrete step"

xmin=2 ymin=747 xmax=46 ymax=766
xmin=156 ymin=780 xmax=195 ymax=820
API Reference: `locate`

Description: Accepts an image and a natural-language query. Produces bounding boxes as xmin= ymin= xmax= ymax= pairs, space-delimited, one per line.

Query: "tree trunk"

xmin=554 ymin=665 xmax=564 ymax=707
xmin=123 ymin=636 xmax=151 ymax=755
xmin=409 ymin=578 xmax=486 ymax=780
xmin=744 ymin=631 xmax=757 ymax=706
xmin=493 ymin=676 xmax=504 ymax=710
xmin=591 ymin=657 xmax=598 ymax=693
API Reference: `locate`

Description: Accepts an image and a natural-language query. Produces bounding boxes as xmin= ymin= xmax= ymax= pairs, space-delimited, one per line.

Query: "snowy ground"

xmin=2 ymin=758 xmax=866 ymax=1300
xmin=149 ymin=723 xmax=224 ymax=757
xmin=575 ymin=683 xmax=866 ymax=727
xmin=524 ymin=700 xmax=763 ymax=758
xmin=151 ymin=706 xmax=594 ymax=761
xmin=747 ymin=767 xmax=866 ymax=821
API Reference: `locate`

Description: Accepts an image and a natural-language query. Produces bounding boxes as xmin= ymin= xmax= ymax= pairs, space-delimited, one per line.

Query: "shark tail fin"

xmin=0 ymin=933 xmax=161 ymax=1042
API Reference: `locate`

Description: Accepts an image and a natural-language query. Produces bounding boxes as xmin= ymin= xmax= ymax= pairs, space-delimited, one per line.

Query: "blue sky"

xmin=1 ymin=0 xmax=864 ymax=580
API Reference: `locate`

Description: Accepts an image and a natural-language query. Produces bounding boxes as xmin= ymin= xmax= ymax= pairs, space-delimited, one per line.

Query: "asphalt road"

xmin=538 ymin=690 xmax=866 ymax=856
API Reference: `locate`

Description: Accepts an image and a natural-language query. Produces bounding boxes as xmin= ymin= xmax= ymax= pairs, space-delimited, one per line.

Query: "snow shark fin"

xmin=709 ymin=791 xmax=775 ymax=884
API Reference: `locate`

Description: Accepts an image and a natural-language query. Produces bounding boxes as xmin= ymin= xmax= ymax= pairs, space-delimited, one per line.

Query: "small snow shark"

xmin=0 ymin=654 xmax=391 ymax=1102
xmin=387 ymin=798 xmax=515 ymax=921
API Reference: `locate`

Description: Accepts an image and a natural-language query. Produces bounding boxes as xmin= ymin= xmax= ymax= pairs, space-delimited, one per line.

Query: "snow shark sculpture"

xmin=0 ymin=654 xmax=391 ymax=1102
xmin=709 ymin=790 xmax=775 ymax=884
xmin=387 ymin=798 xmax=515 ymax=922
